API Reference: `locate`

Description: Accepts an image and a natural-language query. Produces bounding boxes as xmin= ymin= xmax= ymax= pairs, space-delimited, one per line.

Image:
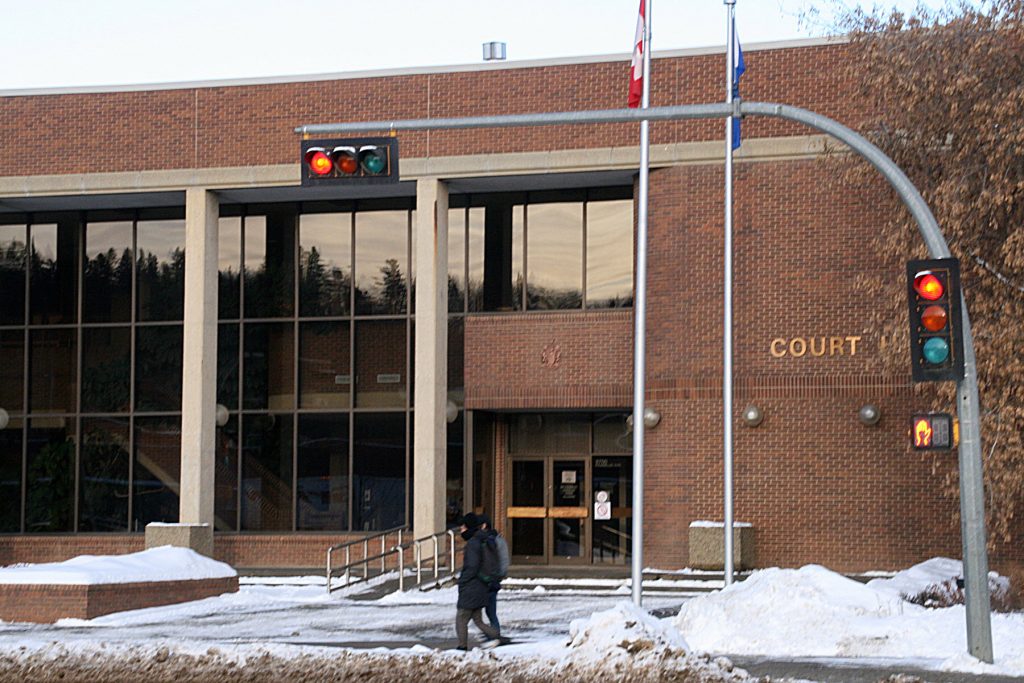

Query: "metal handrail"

xmin=393 ymin=529 xmax=458 ymax=592
xmin=326 ymin=526 xmax=407 ymax=594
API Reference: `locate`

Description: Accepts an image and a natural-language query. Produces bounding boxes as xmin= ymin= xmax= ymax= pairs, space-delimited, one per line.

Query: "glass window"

xmin=25 ymin=418 xmax=75 ymax=532
xmin=29 ymin=219 xmax=79 ymax=325
xmin=593 ymin=413 xmax=631 ymax=454
xmin=82 ymin=327 xmax=131 ymax=413
xmin=354 ymin=211 xmax=408 ymax=315
xmin=79 ymin=417 xmax=130 ymax=532
xmin=0 ymin=331 xmax=24 ymax=413
xmin=297 ymin=414 xmax=349 ymax=531
xmin=509 ymin=413 xmax=589 ymax=454
xmin=300 ymin=213 xmax=352 ymax=317
xmin=218 ymin=216 xmax=241 ymax=320
xmin=137 ymin=218 xmax=186 ymax=322
xmin=214 ymin=414 xmax=239 ymax=532
xmin=135 ymin=326 xmax=183 ymax=412
xmin=217 ymin=323 xmax=240 ymax=410
xmin=448 ymin=318 xmax=464 ymax=399
xmin=354 ymin=320 xmax=406 ymax=408
xmin=352 ymin=413 xmax=405 ymax=531
xmin=29 ymin=329 xmax=77 ymax=414
xmin=133 ymin=416 xmax=181 ymax=529
xmin=241 ymin=413 xmax=293 ymax=531
xmin=83 ymin=221 xmax=133 ymax=323
xmin=244 ymin=210 xmax=296 ymax=319
xmin=446 ymin=413 xmax=464 ymax=528
xmin=527 ymin=203 xmax=583 ymax=310
xmin=0 ymin=426 xmax=22 ymax=532
xmin=299 ymin=321 xmax=350 ymax=409
xmin=243 ymin=322 xmax=295 ymax=411
xmin=512 ymin=205 xmax=525 ymax=310
xmin=0 ymin=222 xmax=26 ymax=325
xmin=467 ymin=208 xmax=485 ymax=313
xmin=587 ymin=200 xmax=633 ymax=308
xmin=448 ymin=208 xmax=466 ymax=313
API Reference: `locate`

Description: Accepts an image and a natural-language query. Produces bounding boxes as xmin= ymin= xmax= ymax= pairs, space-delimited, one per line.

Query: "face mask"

xmin=461 ymin=528 xmax=475 ymax=541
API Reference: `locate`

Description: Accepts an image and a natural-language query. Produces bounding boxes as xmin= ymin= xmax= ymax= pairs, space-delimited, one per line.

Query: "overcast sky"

xmin=0 ymin=0 xmax=954 ymax=90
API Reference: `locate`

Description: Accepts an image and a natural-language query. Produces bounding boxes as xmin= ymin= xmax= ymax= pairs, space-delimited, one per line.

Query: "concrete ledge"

xmin=0 ymin=576 xmax=238 ymax=623
xmin=689 ymin=521 xmax=756 ymax=570
xmin=146 ymin=523 xmax=213 ymax=558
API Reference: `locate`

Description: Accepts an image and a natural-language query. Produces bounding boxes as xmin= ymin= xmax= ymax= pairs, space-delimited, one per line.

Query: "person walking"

xmin=455 ymin=513 xmax=501 ymax=651
xmin=477 ymin=514 xmax=510 ymax=641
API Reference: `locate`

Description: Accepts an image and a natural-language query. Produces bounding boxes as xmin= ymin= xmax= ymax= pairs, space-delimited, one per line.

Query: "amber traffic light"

xmin=906 ymin=258 xmax=964 ymax=382
xmin=300 ymin=137 xmax=398 ymax=186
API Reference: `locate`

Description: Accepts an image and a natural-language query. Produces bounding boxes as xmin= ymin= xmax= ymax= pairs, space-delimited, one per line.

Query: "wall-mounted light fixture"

xmin=215 ymin=404 xmax=229 ymax=428
xmin=741 ymin=405 xmax=764 ymax=428
xmin=0 ymin=408 xmax=8 ymax=431
xmin=446 ymin=400 xmax=459 ymax=424
xmin=858 ymin=404 xmax=881 ymax=425
xmin=626 ymin=407 xmax=662 ymax=431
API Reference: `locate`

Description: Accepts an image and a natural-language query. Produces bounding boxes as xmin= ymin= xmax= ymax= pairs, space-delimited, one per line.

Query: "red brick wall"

xmin=0 ymin=577 xmax=238 ymax=623
xmin=465 ymin=310 xmax=633 ymax=410
xmin=0 ymin=43 xmax=860 ymax=177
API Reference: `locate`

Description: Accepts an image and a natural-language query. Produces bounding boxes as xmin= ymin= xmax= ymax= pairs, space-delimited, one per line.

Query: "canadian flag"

xmin=627 ymin=0 xmax=645 ymax=108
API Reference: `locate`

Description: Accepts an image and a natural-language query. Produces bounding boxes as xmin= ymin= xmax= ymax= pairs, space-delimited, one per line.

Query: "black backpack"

xmin=479 ymin=536 xmax=502 ymax=585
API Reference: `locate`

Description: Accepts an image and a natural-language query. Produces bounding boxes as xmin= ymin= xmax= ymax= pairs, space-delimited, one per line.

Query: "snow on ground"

xmin=675 ymin=559 xmax=1024 ymax=676
xmin=0 ymin=553 xmax=1021 ymax=680
xmin=0 ymin=546 xmax=236 ymax=584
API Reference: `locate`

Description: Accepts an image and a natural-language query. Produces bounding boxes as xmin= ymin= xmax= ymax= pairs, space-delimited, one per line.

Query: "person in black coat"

xmin=455 ymin=513 xmax=501 ymax=650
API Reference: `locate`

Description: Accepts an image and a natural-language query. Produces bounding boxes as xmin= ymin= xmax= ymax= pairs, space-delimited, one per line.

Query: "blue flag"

xmin=732 ymin=30 xmax=745 ymax=150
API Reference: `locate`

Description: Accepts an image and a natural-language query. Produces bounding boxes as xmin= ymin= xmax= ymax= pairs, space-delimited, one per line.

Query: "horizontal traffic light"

xmin=906 ymin=258 xmax=964 ymax=382
xmin=300 ymin=137 xmax=399 ymax=186
xmin=911 ymin=413 xmax=956 ymax=450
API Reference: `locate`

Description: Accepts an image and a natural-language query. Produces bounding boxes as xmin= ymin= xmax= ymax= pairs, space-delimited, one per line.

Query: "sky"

xmin=0 ymin=0 xmax=958 ymax=91
xmin=0 ymin=552 xmax=1022 ymax=676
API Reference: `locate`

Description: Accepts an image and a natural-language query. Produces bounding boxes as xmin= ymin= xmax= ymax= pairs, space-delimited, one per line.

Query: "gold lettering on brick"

xmin=769 ymin=336 xmax=866 ymax=358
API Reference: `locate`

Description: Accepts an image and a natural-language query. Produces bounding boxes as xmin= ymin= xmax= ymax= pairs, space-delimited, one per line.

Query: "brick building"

xmin=0 ymin=38 xmax=1018 ymax=573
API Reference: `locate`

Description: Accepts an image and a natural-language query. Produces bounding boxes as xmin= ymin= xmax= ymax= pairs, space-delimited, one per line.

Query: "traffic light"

xmin=906 ymin=258 xmax=964 ymax=382
xmin=300 ymin=137 xmax=398 ymax=186
xmin=911 ymin=413 xmax=955 ymax=450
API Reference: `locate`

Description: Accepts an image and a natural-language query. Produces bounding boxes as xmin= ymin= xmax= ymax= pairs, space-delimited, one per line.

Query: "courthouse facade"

xmin=0 ymin=37 xmax=1019 ymax=573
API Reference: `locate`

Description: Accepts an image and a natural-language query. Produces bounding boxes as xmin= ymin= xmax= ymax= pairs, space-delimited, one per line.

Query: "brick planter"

xmin=0 ymin=576 xmax=238 ymax=623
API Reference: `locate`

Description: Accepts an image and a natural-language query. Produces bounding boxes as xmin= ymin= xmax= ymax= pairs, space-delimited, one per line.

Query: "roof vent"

xmin=483 ymin=42 xmax=507 ymax=61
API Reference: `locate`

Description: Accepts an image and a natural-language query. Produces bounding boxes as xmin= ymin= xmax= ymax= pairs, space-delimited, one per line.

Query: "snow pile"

xmin=567 ymin=600 xmax=689 ymax=659
xmin=674 ymin=562 xmax=1024 ymax=675
xmin=0 ymin=546 xmax=236 ymax=585
xmin=868 ymin=557 xmax=1009 ymax=605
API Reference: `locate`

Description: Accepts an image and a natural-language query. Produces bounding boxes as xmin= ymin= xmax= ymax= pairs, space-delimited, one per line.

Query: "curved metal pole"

xmin=296 ymin=99 xmax=992 ymax=663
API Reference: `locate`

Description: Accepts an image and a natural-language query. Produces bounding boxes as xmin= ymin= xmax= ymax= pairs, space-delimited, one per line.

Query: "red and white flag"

xmin=627 ymin=0 xmax=645 ymax=108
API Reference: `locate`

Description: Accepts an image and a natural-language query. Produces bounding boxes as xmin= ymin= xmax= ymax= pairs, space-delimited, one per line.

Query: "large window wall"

xmin=215 ymin=201 xmax=414 ymax=533
xmin=0 ymin=209 xmax=185 ymax=533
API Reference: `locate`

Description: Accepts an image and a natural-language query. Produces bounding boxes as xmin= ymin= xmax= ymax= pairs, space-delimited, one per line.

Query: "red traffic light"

xmin=304 ymin=148 xmax=333 ymax=177
xmin=913 ymin=272 xmax=944 ymax=301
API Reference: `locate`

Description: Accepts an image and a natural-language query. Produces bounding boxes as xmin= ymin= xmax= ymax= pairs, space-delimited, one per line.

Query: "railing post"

xmin=326 ymin=548 xmax=333 ymax=594
xmin=381 ymin=533 xmax=386 ymax=574
xmin=415 ymin=542 xmax=422 ymax=587
xmin=449 ymin=530 xmax=456 ymax=577
xmin=432 ymin=536 xmax=439 ymax=579
xmin=398 ymin=545 xmax=405 ymax=591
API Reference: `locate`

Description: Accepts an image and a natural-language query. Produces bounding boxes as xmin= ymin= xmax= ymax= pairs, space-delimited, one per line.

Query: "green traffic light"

xmin=922 ymin=337 xmax=950 ymax=365
xmin=361 ymin=149 xmax=387 ymax=175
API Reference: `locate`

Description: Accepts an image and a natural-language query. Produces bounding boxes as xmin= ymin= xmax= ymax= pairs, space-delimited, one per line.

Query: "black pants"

xmin=455 ymin=607 xmax=499 ymax=648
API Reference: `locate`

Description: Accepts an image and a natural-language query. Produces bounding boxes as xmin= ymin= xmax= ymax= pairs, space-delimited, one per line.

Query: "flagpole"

xmin=631 ymin=0 xmax=652 ymax=608
xmin=723 ymin=0 xmax=736 ymax=588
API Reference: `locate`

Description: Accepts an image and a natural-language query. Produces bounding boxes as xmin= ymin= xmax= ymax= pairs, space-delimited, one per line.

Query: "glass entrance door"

xmin=508 ymin=457 xmax=589 ymax=564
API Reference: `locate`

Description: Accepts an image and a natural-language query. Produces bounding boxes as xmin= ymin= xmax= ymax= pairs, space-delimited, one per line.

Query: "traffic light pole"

xmin=297 ymin=100 xmax=994 ymax=663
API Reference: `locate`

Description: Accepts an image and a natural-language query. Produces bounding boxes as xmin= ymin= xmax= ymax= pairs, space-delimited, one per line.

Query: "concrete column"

xmin=179 ymin=188 xmax=219 ymax=530
xmin=413 ymin=178 xmax=449 ymax=541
